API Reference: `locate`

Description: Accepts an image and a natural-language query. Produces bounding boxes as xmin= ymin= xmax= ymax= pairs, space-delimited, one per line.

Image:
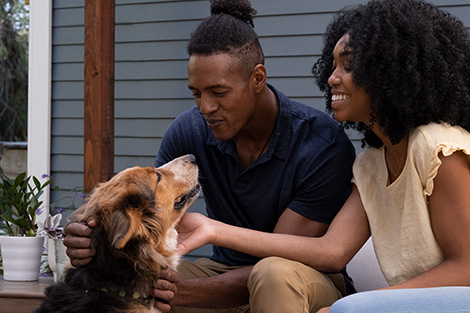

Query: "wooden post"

xmin=83 ymin=0 xmax=115 ymax=193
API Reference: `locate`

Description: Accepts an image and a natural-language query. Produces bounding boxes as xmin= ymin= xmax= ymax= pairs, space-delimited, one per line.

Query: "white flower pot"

xmin=0 ymin=236 xmax=45 ymax=281
xmin=47 ymin=238 xmax=57 ymax=281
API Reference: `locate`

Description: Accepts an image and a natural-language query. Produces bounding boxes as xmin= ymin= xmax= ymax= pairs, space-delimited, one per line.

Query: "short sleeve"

xmin=410 ymin=123 xmax=470 ymax=197
xmin=288 ymin=138 xmax=355 ymax=223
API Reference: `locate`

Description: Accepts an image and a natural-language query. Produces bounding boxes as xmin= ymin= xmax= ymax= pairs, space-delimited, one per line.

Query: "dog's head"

xmin=68 ymin=154 xmax=200 ymax=275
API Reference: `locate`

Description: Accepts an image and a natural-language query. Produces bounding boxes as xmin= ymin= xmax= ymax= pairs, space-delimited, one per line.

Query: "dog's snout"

xmin=157 ymin=154 xmax=198 ymax=172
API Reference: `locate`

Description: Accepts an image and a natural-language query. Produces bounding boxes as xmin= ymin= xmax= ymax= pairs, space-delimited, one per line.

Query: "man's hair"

xmin=187 ymin=0 xmax=264 ymax=78
xmin=312 ymin=0 xmax=470 ymax=148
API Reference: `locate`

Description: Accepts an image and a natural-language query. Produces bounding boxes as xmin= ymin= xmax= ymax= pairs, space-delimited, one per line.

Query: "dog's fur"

xmin=35 ymin=155 xmax=200 ymax=313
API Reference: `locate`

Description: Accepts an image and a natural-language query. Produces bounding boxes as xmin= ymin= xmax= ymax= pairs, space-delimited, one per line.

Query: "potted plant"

xmin=38 ymin=211 xmax=69 ymax=282
xmin=0 ymin=172 xmax=52 ymax=281
xmin=37 ymin=187 xmax=85 ymax=281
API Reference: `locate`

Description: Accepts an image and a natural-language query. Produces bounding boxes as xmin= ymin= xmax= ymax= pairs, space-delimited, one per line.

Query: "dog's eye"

xmin=155 ymin=171 xmax=162 ymax=183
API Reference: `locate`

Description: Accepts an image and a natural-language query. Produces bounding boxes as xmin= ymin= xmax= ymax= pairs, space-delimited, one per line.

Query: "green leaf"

xmin=0 ymin=172 xmax=52 ymax=236
xmin=14 ymin=172 xmax=26 ymax=185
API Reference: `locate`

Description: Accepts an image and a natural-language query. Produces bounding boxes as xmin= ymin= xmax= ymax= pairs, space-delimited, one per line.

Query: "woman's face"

xmin=328 ymin=34 xmax=372 ymax=124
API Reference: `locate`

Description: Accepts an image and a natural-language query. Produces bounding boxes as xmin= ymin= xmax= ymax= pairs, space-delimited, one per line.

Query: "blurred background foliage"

xmin=0 ymin=0 xmax=29 ymax=142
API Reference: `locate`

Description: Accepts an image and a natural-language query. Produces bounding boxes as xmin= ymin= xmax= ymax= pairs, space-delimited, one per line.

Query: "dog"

xmin=34 ymin=154 xmax=200 ymax=313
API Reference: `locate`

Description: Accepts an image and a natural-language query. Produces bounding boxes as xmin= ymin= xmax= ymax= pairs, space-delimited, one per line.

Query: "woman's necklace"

xmin=386 ymin=150 xmax=406 ymax=177
xmin=385 ymin=137 xmax=409 ymax=178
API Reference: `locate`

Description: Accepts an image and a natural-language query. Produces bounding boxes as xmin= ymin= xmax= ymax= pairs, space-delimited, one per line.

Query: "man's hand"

xmin=63 ymin=220 xmax=96 ymax=267
xmin=176 ymin=213 xmax=215 ymax=255
xmin=152 ymin=268 xmax=179 ymax=312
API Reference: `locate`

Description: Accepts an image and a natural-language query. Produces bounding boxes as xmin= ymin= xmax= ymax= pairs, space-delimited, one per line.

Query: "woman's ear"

xmin=251 ymin=64 xmax=267 ymax=93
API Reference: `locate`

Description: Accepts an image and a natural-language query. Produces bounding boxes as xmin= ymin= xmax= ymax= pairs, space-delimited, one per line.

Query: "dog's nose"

xmin=186 ymin=154 xmax=197 ymax=165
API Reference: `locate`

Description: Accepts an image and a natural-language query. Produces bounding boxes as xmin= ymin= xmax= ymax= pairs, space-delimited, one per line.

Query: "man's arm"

xmin=168 ymin=266 xmax=252 ymax=308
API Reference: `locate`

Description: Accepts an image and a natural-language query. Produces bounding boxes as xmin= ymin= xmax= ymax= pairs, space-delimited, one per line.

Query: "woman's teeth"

xmin=332 ymin=94 xmax=350 ymax=101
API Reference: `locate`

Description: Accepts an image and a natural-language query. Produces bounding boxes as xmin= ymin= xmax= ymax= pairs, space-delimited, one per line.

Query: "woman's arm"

xmin=388 ymin=151 xmax=470 ymax=289
xmin=178 ymin=185 xmax=371 ymax=272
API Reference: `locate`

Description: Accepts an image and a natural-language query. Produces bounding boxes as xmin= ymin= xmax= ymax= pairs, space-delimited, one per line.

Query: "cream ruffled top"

xmin=352 ymin=122 xmax=470 ymax=286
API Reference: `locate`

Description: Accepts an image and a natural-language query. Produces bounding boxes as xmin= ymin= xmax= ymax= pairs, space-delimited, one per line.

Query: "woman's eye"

xmin=344 ymin=58 xmax=354 ymax=72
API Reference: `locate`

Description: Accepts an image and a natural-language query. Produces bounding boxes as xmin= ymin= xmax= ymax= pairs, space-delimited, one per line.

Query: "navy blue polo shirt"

xmin=155 ymin=84 xmax=355 ymax=267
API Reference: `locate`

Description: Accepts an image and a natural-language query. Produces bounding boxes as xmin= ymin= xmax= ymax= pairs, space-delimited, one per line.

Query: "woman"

xmin=176 ymin=0 xmax=470 ymax=311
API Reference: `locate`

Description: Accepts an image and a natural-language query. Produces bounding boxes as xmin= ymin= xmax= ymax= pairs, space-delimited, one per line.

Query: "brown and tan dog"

xmin=35 ymin=154 xmax=200 ymax=313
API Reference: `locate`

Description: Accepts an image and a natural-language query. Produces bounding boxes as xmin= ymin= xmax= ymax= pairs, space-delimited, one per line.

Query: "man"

xmin=64 ymin=1 xmax=356 ymax=312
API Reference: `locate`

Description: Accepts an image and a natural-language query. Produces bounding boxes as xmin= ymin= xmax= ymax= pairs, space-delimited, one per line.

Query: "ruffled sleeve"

xmin=411 ymin=123 xmax=470 ymax=197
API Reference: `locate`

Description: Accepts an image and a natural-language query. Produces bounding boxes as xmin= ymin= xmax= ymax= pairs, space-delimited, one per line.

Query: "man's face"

xmin=188 ymin=54 xmax=257 ymax=141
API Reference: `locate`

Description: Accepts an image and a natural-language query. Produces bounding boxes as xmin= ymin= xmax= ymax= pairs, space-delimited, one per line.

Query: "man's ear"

xmin=252 ymin=64 xmax=267 ymax=93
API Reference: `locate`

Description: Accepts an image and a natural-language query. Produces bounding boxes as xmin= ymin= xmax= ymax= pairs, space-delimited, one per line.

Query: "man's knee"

xmin=249 ymin=256 xmax=298 ymax=287
xmin=248 ymin=257 xmax=342 ymax=312
xmin=248 ymin=256 xmax=332 ymax=294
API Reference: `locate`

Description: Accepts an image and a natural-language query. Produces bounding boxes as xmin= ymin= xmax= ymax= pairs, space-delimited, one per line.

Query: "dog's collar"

xmin=85 ymin=287 xmax=152 ymax=304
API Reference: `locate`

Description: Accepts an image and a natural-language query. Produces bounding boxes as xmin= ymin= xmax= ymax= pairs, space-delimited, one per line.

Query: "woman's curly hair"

xmin=312 ymin=0 xmax=470 ymax=148
xmin=187 ymin=0 xmax=264 ymax=78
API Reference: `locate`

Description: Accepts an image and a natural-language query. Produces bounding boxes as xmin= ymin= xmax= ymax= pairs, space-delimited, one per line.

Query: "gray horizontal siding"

xmin=114 ymin=100 xmax=195 ymax=117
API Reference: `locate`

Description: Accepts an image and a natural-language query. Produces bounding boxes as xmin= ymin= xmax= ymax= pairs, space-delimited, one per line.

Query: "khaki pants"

xmin=171 ymin=256 xmax=345 ymax=313
xmin=170 ymin=258 xmax=250 ymax=313
xmin=248 ymin=257 xmax=346 ymax=313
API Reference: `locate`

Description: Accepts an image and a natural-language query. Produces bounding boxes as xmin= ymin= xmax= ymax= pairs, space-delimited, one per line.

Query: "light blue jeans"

xmin=330 ymin=287 xmax=470 ymax=313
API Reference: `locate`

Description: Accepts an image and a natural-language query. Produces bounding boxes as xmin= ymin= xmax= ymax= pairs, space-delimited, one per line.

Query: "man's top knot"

xmin=210 ymin=0 xmax=257 ymax=28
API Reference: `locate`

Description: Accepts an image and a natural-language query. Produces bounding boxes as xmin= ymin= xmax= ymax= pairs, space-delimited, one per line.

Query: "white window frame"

xmin=27 ymin=0 xmax=53 ymax=221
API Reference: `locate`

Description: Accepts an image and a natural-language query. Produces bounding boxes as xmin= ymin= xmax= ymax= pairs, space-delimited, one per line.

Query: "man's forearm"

xmin=173 ymin=266 xmax=252 ymax=308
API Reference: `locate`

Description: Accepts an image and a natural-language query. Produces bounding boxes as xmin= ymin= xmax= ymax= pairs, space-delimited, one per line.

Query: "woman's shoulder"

xmin=412 ymin=122 xmax=470 ymax=145
xmin=410 ymin=123 xmax=470 ymax=198
xmin=353 ymin=146 xmax=384 ymax=178
xmin=355 ymin=145 xmax=383 ymax=162
xmin=407 ymin=123 xmax=470 ymax=162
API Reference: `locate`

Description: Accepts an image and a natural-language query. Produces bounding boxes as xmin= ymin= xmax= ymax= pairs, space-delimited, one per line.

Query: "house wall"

xmin=50 ymin=0 xmax=470 ymax=259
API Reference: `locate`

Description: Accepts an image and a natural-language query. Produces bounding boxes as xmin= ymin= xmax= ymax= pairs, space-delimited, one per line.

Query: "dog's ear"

xmin=108 ymin=193 xmax=149 ymax=249
xmin=109 ymin=210 xmax=141 ymax=249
